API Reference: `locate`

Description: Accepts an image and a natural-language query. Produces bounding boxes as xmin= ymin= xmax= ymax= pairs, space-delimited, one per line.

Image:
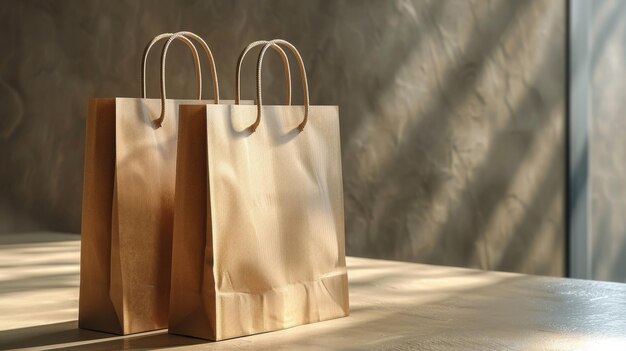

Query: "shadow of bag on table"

xmin=0 ymin=321 xmax=204 ymax=351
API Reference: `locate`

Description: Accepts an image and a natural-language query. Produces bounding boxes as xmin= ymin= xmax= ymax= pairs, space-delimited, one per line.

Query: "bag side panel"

xmin=78 ymin=98 xmax=123 ymax=334
xmin=113 ymin=98 xmax=178 ymax=333
xmin=169 ymin=105 xmax=217 ymax=340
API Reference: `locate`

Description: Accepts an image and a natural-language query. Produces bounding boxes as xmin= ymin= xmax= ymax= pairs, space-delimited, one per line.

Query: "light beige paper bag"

xmin=169 ymin=39 xmax=349 ymax=341
xmin=78 ymin=31 xmax=220 ymax=335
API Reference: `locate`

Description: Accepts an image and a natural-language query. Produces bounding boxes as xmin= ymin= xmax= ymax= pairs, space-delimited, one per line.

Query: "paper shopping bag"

xmin=169 ymin=39 xmax=349 ymax=341
xmin=78 ymin=31 xmax=220 ymax=335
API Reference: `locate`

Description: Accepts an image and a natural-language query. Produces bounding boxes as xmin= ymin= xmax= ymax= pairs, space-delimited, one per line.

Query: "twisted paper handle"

xmin=144 ymin=31 xmax=220 ymax=128
xmin=141 ymin=32 xmax=202 ymax=99
xmin=235 ymin=40 xmax=292 ymax=106
xmin=250 ymin=39 xmax=309 ymax=133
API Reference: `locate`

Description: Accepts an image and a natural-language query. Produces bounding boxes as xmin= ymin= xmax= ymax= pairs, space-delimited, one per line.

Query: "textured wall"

xmin=590 ymin=0 xmax=626 ymax=282
xmin=0 ymin=0 xmax=565 ymax=275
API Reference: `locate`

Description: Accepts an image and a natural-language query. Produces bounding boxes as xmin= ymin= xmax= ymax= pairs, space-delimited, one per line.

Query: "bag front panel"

xmin=205 ymin=104 xmax=348 ymax=339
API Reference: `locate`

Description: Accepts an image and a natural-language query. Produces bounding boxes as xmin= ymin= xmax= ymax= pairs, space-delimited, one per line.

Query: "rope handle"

xmin=141 ymin=32 xmax=202 ymax=99
xmin=250 ymin=39 xmax=309 ymax=133
xmin=235 ymin=40 xmax=292 ymax=105
xmin=154 ymin=31 xmax=220 ymax=128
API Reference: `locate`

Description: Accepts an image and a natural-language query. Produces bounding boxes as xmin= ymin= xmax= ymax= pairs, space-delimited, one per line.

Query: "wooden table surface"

xmin=1 ymin=233 xmax=625 ymax=350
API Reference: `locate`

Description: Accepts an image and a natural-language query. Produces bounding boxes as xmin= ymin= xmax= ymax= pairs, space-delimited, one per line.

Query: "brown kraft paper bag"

xmin=169 ymin=39 xmax=349 ymax=341
xmin=78 ymin=31 xmax=220 ymax=334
